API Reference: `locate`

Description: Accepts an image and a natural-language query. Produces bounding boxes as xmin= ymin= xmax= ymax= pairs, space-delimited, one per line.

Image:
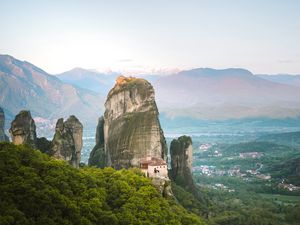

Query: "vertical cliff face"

xmin=9 ymin=110 xmax=37 ymax=148
xmin=88 ymin=76 xmax=172 ymax=196
xmin=88 ymin=116 xmax=105 ymax=168
xmin=0 ymin=107 xmax=9 ymax=142
xmin=64 ymin=115 xmax=83 ymax=166
xmin=103 ymin=76 xmax=167 ymax=169
xmin=51 ymin=116 xmax=83 ymax=168
xmin=170 ymin=135 xmax=195 ymax=190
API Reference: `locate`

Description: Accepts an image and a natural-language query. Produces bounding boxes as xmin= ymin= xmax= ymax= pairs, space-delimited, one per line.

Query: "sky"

xmin=0 ymin=0 xmax=299 ymax=74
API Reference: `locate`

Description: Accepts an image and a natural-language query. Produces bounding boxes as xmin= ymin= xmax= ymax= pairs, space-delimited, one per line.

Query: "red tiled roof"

xmin=140 ymin=157 xmax=167 ymax=166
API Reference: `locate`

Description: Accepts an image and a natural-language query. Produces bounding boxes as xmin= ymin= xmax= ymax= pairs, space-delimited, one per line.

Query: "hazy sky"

xmin=0 ymin=0 xmax=299 ymax=74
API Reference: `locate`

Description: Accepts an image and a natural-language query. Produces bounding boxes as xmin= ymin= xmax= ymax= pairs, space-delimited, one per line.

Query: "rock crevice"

xmin=88 ymin=116 xmax=105 ymax=168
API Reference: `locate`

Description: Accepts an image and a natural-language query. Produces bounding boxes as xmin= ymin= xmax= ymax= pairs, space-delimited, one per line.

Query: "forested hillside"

xmin=0 ymin=143 xmax=205 ymax=225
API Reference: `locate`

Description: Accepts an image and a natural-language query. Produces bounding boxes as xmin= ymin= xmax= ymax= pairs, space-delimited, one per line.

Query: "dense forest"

xmin=0 ymin=143 xmax=205 ymax=225
xmin=1 ymin=140 xmax=299 ymax=225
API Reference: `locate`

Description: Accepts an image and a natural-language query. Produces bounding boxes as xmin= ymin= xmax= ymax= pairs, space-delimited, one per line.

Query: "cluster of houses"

xmin=213 ymin=183 xmax=235 ymax=192
xmin=193 ymin=165 xmax=241 ymax=177
xmin=278 ymin=183 xmax=300 ymax=191
xmin=278 ymin=179 xmax=300 ymax=192
xmin=239 ymin=152 xmax=263 ymax=159
xmin=193 ymin=164 xmax=272 ymax=181
xmin=199 ymin=143 xmax=213 ymax=151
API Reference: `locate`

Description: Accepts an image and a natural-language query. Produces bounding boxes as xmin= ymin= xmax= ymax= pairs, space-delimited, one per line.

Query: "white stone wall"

xmin=148 ymin=165 xmax=168 ymax=178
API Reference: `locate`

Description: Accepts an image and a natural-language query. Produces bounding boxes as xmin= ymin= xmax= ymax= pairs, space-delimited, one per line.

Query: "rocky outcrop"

xmin=103 ymin=76 xmax=167 ymax=169
xmin=9 ymin=110 xmax=52 ymax=152
xmin=64 ymin=116 xmax=83 ymax=165
xmin=0 ymin=107 xmax=9 ymax=142
xmin=88 ymin=117 xmax=105 ymax=168
xmin=152 ymin=177 xmax=173 ymax=198
xmin=170 ymin=135 xmax=195 ymax=191
xmin=9 ymin=110 xmax=37 ymax=148
xmin=51 ymin=116 xmax=83 ymax=168
xmin=9 ymin=110 xmax=82 ymax=167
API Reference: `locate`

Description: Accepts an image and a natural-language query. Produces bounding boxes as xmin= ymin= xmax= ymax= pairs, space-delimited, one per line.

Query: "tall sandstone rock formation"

xmin=89 ymin=76 xmax=172 ymax=196
xmin=170 ymin=135 xmax=195 ymax=191
xmin=103 ymin=76 xmax=167 ymax=169
xmin=9 ymin=110 xmax=37 ymax=148
xmin=51 ymin=116 xmax=83 ymax=168
xmin=0 ymin=107 xmax=9 ymax=142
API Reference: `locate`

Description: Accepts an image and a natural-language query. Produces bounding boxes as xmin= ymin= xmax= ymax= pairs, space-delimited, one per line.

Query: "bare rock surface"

xmin=9 ymin=110 xmax=37 ymax=148
xmin=0 ymin=107 xmax=9 ymax=142
xmin=170 ymin=135 xmax=195 ymax=191
xmin=51 ymin=115 xmax=83 ymax=168
xmin=103 ymin=76 xmax=167 ymax=169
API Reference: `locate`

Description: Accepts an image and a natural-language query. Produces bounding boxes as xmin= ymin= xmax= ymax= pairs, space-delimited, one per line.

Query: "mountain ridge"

xmin=0 ymin=54 xmax=104 ymax=127
xmin=56 ymin=68 xmax=119 ymax=94
xmin=2 ymin=54 xmax=300 ymax=124
xmin=257 ymin=74 xmax=300 ymax=87
xmin=153 ymin=68 xmax=300 ymax=119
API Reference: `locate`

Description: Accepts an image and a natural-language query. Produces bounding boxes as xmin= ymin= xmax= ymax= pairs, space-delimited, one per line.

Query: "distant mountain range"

xmin=154 ymin=68 xmax=300 ymax=119
xmin=55 ymin=67 xmax=300 ymax=119
xmin=1 ymin=54 xmax=300 ymax=130
xmin=0 ymin=54 xmax=104 ymax=128
xmin=56 ymin=68 xmax=119 ymax=95
xmin=56 ymin=68 xmax=162 ymax=94
xmin=257 ymin=74 xmax=300 ymax=87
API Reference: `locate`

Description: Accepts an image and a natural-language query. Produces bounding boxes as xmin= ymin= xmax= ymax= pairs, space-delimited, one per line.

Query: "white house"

xmin=140 ymin=156 xmax=168 ymax=178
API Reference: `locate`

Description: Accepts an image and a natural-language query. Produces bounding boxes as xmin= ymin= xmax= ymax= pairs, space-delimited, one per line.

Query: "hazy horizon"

xmin=0 ymin=0 xmax=299 ymax=74
xmin=2 ymin=53 xmax=300 ymax=77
